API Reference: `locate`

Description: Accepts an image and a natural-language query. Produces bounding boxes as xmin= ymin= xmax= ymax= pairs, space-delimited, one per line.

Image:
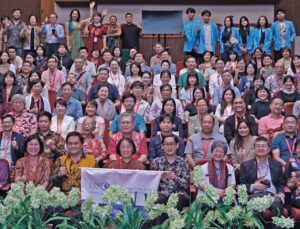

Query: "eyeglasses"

xmin=83 ymin=123 xmax=94 ymax=127
xmin=121 ymin=121 xmax=133 ymax=125
xmin=255 ymin=144 xmax=268 ymax=149
xmin=163 ymin=143 xmax=176 ymax=147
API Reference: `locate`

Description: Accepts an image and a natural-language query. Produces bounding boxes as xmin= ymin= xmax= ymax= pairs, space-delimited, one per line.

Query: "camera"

xmin=52 ymin=29 xmax=56 ymax=34
xmin=260 ymin=180 xmax=271 ymax=187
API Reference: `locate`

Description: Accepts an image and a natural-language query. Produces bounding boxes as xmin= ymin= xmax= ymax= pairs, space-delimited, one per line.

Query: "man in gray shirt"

xmin=185 ymin=114 xmax=230 ymax=168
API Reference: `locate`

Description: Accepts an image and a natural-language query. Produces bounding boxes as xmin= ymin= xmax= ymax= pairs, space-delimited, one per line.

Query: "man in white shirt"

xmin=70 ymin=47 xmax=96 ymax=77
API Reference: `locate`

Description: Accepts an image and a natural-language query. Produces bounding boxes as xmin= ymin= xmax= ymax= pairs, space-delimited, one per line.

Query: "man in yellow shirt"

xmin=51 ymin=131 xmax=96 ymax=194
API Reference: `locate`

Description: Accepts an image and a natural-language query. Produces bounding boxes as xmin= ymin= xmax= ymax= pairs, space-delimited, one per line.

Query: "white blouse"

xmin=50 ymin=115 xmax=75 ymax=140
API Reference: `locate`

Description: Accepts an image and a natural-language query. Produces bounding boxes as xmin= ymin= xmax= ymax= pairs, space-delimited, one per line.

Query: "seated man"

xmin=124 ymin=53 xmax=151 ymax=78
xmin=57 ymin=73 xmax=85 ymax=105
xmin=177 ymin=56 xmax=206 ymax=94
xmin=0 ymin=114 xmax=24 ymax=166
xmin=108 ymin=137 xmax=144 ymax=170
xmin=153 ymin=50 xmax=176 ymax=76
xmin=185 ymin=114 xmax=230 ymax=169
xmin=108 ymin=112 xmax=148 ymax=163
xmin=87 ymin=67 xmax=120 ymax=108
xmin=150 ymin=42 xmax=164 ymax=69
xmin=51 ymin=132 xmax=96 ymax=194
xmin=224 ymin=97 xmax=257 ymax=144
xmin=272 ymin=114 xmax=299 ymax=167
xmin=240 ymin=136 xmax=285 ymax=226
xmin=151 ymin=134 xmax=190 ymax=224
xmin=285 ymin=138 xmax=300 ymax=209
xmin=37 ymin=111 xmax=65 ymax=162
xmin=258 ymin=97 xmax=284 ymax=140
xmin=70 ymin=47 xmax=96 ymax=77
xmin=149 ymin=84 xmax=184 ymax=121
xmin=53 ymin=82 xmax=83 ymax=124
xmin=109 ymin=93 xmax=146 ymax=137
xmin=198 ymin=140 xmax=236 ymax=198
xmin=97 ymin=51 xmax=121 ymax=74
xmin=149 ymin=114 xmax=185 ymax=161
xmin=213 ymin=70 xmax=241 ymax=107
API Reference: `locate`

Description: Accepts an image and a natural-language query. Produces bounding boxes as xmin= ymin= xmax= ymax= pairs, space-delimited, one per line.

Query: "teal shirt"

xmin=177 ymin=72 xmax=206 ymax=87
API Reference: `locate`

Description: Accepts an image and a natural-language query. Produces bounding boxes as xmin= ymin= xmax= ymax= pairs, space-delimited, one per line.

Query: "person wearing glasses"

xmin=240 ymin=136 xmax=285 ymax=227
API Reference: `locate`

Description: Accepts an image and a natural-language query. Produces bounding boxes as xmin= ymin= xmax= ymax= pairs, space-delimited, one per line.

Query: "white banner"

xmin=81 ymin=168 xmax=163 ymax=207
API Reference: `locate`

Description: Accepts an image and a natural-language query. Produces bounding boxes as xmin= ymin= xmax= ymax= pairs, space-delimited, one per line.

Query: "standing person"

xmin=121 ymin=13 xmax=141 ymax=51
xmin=271 ymin=9 xmax=296 ymax=62
xmin=106 ymin=15 xmax=121 ymax=53
xmin=40 ymin=13 xmax=65 ymax=57
xmin=84 ymin=9 xmax=107 ymax=57
xmin=57 ymin=44 xmax=74 ymax=70
xmin=238 ymin=16 xmax=255 ymax=63
xmin=2 ymin=9 xmax=24 ymax=57
xmin=41 ymin=57 xmax=66 ymax=92
xmin=219 ymin=16 xmax=241 ymax=62
xmin=20 ymin=15 xmax=41 ymax=57
xmin=51 ymin=132 xmax=96 ymax=194
xmin=254 ymin=16 xmax=272 ymax=55
xmin=182 ymin=8 xmax=200 ymax=58
xmin=65 ymin=2 xmax=94 ymax=59
xmin=197 ymin=10 xmax=218 ymax=56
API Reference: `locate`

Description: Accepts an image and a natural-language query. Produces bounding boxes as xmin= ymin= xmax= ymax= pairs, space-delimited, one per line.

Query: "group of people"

xmin=0 ymin=2 xmax=300 ymax=227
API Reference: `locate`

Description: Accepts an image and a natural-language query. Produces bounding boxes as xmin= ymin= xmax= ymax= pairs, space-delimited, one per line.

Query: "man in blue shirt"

xmin=53 ymin=82 xmax=83 ymax=125
xmin=40 ymin=13 xmax=65 ymax=57
xmin=271 ymin=9 xmax=296 ymax=62
xmin=108 ymin=93 xmax=146 ymax=137
xmin=153 ymin=50 xmax=176 ymax=76
xmin=149 ymin=114 xmax=185 ymax=161
xmin=87 ymin=68 xmax=120 ymax=108
xmin=272 ymin=114 xmax=299 ymax=167
xmin=213 ymin=70 xmax=240 ymax=107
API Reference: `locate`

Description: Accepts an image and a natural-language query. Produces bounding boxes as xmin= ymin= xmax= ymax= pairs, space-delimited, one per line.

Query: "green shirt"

xmin=177 ymin=71 xmax=206 ymax=87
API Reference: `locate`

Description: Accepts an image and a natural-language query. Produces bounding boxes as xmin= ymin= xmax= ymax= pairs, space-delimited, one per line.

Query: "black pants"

xmin=45 ymin=43 xmax=60 ymax=57
xmin=249 ymin=192 xmax=283 ymax=229
xmin=143 ymin=193 xmax=189 ymax=228
xmin=274 ymin=50 xmax=283 ymax=63
xmin=293 ymin=199 xmax=300 ymax=208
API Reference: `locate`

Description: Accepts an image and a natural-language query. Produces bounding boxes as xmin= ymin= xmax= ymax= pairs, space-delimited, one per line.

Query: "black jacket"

xmin=240 ymin=158 xmax=285 ymax=195
xmin=0 ymin=131 xmax=25 ymax=165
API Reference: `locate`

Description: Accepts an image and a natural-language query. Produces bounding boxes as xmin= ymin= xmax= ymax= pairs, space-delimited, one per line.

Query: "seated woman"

xmin=77 ymin=100 xmax=105 ymax=138
xmin=125 ymin=62 xmax=142 ymax=91
xmin=0 ymin=51 xmax=16 ymax=75
xmin=180 ymin=71 xmax=200 ymax=108
xmin=24 ymin=71 xmax=48 ymax=99
xmin=141 ymin=71 xmax=154 ymax=104
xmin=50 ymin=99 xmax=75 ymax=139
xmin=25 ymin=79 xmax=51 ymax=114
xmin=188 ymin=98 xmax=219 ymax=136
xmin=88 ymin=48 xmax=103 ymax=71
xmin=238 ymin=62 xmax=257 ymax=95
xmin=286 ymin=139 xmax=300 ymax=209
xmin=287 ymin=55 xmax=300 ymax=79
xmin=233 ymin=57 xmax=246 ymax=86
xmin=278 ymin=47 xmax=292 ymax=73
xmin=215 ymin=88 xmax=235 ymax=134
xmin=244 ymin=75 xmax=265 ymax=111
xmin=0 ymin=71 xmax=23 ymax=103
xmin=11 ymin=134 xmax=52 ymax=189
xmin=198 ymin=140 xmax=236 ymax=198
xmin=95 ymin=84 xmax=117 ymax=121
xmin=112 ymin=47 xmax=126 ymax=74
xmin=249 ymin=86 xmax=271 ymax=123
xmin=34 ymin=46 xmax=48 ymax=73
xmin=108 ymin=137 xmax=144 ymax=170
xmin=230 ymin=120 xmax=257 ymax=171
xmin=81 ymin=116 xmax=107 ymax=166
xmin=184 ymin=86 xmax=206 ymax=123
xmin=278 ymin=75 xmax=300 ymax=103
xmin=153 ymin=69 xmax=176 ymax=101
xmin=199 ymin=50 xmax=213 ymax=76
xmin=152 ymin=98 xmax=184 ymax=138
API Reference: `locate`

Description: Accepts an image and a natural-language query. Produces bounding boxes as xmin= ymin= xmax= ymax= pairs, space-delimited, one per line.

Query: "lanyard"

xmin=76 ymin=72 xmax=85 ymax=89
xmin=32 ymin=93 xmax=42 ymax=112
xmin=135 ymin=99 xmax=141 ymax=113
xmin=202 ymin=139 xmax=212 ymax=158
xmin=256 ymin=161 xmax=269 ymax=182
xmin=285 ymin=137 xmax=296 ymax=159
xmin=120 ymin=158 xmax=133 ymax=169
xmin=48 ymin=24 xmax=57 ymax=43
xmin=241 ymin=147 xmax=245 ymax=161
xmin=225 ymin=106 xmax=232 ymax=116
xmin=49 ymin=70 xmax=57 ymax=90
xmin=217 ymin=75 xmax=221 ymax=86
xmin=83 ymin=63 xmax=88 ymax=71
xmin=2 ymin=133 xmax=12 ymax=160
xmin=274 ymin=75 xmax=283 ymax=91
xmin=189 ymin=88 xmax=193 ymax=103
xmin=86 ymin=137 xmax=97 ymax=158
xmin=28 ymin=156 xmax=40 ymax=181
xmin=5 ymin=87 xmax=11 ymax=103
xmin=235 ymin=113 xmax=245 ymax=127
xmin=109 ymin=72 xmax=120 ymax=88
xmin=257 ymin=60 xmax=262 ymax=69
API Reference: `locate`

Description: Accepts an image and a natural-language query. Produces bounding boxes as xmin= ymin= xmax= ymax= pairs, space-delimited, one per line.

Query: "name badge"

xmin=94 ymin=37 xmax=98 ymax=43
